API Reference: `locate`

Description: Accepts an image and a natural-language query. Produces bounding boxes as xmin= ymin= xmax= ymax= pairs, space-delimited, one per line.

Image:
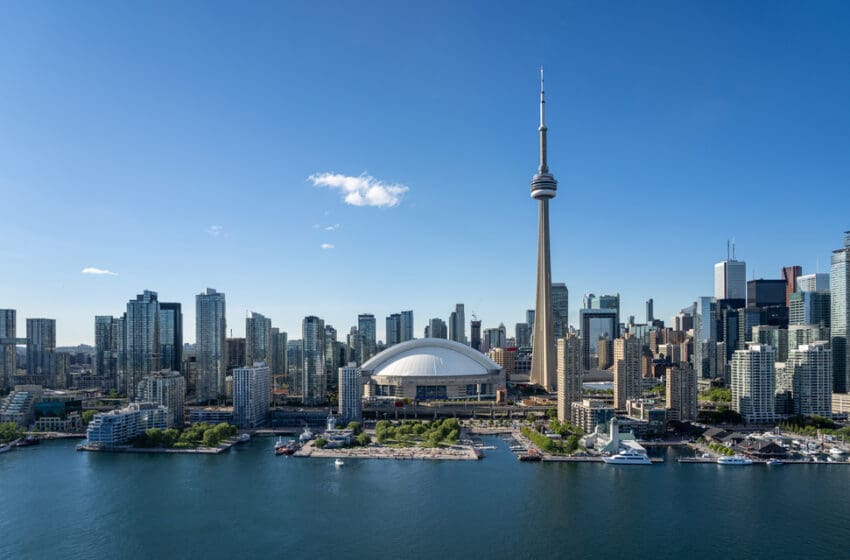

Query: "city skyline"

xmin=2 ymin=3 xmax=850 ymax=345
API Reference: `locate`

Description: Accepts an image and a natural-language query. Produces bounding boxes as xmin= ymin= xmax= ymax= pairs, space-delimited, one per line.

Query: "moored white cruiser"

xmin=602 ymin=448 xmax=652 ymax=465
xmin=717 ymin=455 xmax=753 ymax=465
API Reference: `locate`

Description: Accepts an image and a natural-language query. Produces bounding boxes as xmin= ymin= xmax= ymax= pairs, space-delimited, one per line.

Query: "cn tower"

xmin=529 ymin=67 xmax=558 ymax=392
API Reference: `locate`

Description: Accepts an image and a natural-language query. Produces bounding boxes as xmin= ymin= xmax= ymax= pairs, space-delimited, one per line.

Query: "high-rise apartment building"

xmin=597 ymin=336 xmax=613 ymax=370
xmin=787 ymin=342 xmax=832 ymax=416
xmin=158 ymin=302 xmax=182 ymax=373
xmin=386 ymin=314 xmax=401 ymax=347
xmin=449 ymin=304 xmax=466 ymax=344
xmin=357 ymin=314 xmax=377 ymax=363
xmin=246 ymin=312 xmax=272 ymax=367
xmin=26 ymin=318 xmax=56 ymax=382
xmin=483 ymin=324 xmax=506 ymax=351
xmin=556 ymin=333 xmax=582 ymax=422
xmin=646 ymin=298 xmax=654 ymax=324
xmin=552 ymin=284 xmax=569 ymax=339
xmin=666 ymin=364 xmax=697 ymax=422
xmin=302 ymin=316 xmax=326 ymax=406
xmin=613 ymin=335 xmax=641 ymax=410
xmin=731 ymin=344 xmax=776 ymax=423
xmin=400 ymin=310 xmax=414 ymax=342
xmin=126 ymin=291 xmax=161 ymax=399
xmin=233 ymin=362 xmax=270 ymax=428
xmin=714 ymin=258 xmax=747 ymax=302
xmin=338 ymin=363 xmax=361 ymax=423
xmin=323 ymin=324 xmax=338 ymax=392
xmin=226 ymin=338 xmax=246 ymax=376
xmin=0 ymin=309 xmax=16 ymax=388
xmin=195 ymin=288 xmax=226 ymax=402
xmin=830 ymin=231 xmax=850 ymax=393
xmin=136 ymin=370 xmax=186 ymax=426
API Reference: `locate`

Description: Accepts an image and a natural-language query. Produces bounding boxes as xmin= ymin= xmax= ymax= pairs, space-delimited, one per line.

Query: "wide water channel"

xmin=1 ymin=437 xmax=847 ymax=559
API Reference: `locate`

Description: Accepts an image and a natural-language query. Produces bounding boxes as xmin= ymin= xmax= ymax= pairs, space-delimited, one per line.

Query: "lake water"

xmin=1 ymin=437 xmax=847 ymax=559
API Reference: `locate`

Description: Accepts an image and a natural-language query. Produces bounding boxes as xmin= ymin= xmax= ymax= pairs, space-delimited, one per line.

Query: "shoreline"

xmin=77 ymin=439 xmax=238 ymax=454
xmin=295 ymin=440 xmax=480 ymax=461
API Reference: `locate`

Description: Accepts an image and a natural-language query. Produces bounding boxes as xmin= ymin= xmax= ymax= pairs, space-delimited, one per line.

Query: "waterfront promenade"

xmin=295 ymin=439 xmax=479 ymax=461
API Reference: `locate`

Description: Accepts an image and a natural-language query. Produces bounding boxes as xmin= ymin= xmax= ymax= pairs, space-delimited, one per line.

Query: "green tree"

xmin=564 ymin=435 xmax=579 ymax=454
xmin=546 ymin=408 xmax=557 ymax=420
xmin=314 ymin=438 xmax=328 ymax=448
xmin=82 ymin=410 xmax=97 ymax=426
xmin=346 ymin=421 xmax=362 ymax=435
xmin=0 ymin=421 xmax=22 ymax=443
xmin=356 ymin=433 xmax=371 ymax=446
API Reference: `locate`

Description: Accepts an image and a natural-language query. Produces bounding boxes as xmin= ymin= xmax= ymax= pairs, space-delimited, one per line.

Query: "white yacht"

xmin=299 ymin=426 xmax=314 ymax=443
xmin=717 ymin=455 xmax=753 ymax=465
xmin=602 ymin=448 xmax=652 ymax=465
xmin=334 ymin=459 xmax=345 ymax=467
xmin=766 ymin=458 xmax=784 ymax=466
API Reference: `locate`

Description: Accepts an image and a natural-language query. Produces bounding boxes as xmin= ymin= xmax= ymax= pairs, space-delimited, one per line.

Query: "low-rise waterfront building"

xmin=85 ymin=402 xmax=168 ymax=447
xmin=570 ymin=398 xmax=615 ymax=434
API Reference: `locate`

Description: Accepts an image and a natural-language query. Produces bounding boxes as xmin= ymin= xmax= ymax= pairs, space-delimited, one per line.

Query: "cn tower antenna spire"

xmin=538 ymin=66 xmax=548 ymax=174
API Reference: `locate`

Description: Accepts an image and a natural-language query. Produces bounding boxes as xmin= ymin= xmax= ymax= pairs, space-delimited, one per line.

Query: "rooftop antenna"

xmin=732 ymin=239 xmax=737 ymax=260
xmin=727 ymin=240 xmax=730 ymax=261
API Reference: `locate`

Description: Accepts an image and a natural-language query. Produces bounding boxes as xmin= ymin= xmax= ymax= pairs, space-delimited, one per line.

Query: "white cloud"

xmin=308 ymin=172 xmax=409 ymax=208
xmin=321 ymin=243 xmax=335 ymax=250
xmin=81 ymin=267 xmax=117 ymax=276
xmin=324 ymin=224 xmax=340 ymax=231
xmin=206 ymin=225 xmax=225 ymax=237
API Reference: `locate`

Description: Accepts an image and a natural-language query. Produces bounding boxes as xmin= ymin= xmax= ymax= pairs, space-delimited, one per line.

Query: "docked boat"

xmin=274 ymin=437 xmax=286 ymax=451
xmin=717 ymin=455 xmax=753 ymax=465
xmin=237 ymin=433 xmax=251 ymax=443
xmin=766 ymin=458 xmax=784 ymax=466
xmin=334 ymin=459 xmax=344 ymax=467
xmin=299 ymin=426 xmax=314 ymax=443
xmin=602 ymin=449 xmax=652 ymax=465
xmin=0 ymin=441 xmax=14 ymax=454
xmin=829 ymin=447 xmax=846 ymax=457
xmin=518 ymin=449 xmax=542 ymax=462
xmin=275 ymin=439 xmax=300 ymax=456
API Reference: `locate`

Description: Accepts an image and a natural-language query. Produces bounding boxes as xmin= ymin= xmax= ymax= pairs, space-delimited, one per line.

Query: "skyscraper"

xmin=579 ymin=308 xmax=617 ymax=372
xmin=126 ymin=291 xmax=161 ymax=399
xmin=271 ymin=329 xmax=288 ymax=389
xmin=613 ymin=335 xmax=641 ymax=410
xmin=449 ymin=304 xmax=466 ymax=344
xmin=357 ymin=314 xmax=377 ymax=363
xmin=584 ymin=293 xmax=621 ymax=335
xmin=233 ymin=362 xmax=270 ymax=428
xmin=0 ymin=309 xmax=16 ymax=388
xmin=324 ymin=324 xmax=338 ymax=391
xmin=246 ymin=312 xmax=272 ymax=367
xmin=286 ymin=339 xmax=303 ymax=395
xmin=302 ymin=316 xmax=326 ymax=406
xmin=731 ymin=344 xmax=776 ymax=423
xmin=386 ymin=314 xmax=401 ymax=347
xmin=831 ymin=231 xmax=850 ymax=393
xmin=556 ymin=333 xmax=581 ymax=422
xmin=470 ymin=319 xmax=482 ymax=352
xmin=195 ymin=288 xmax=227 ymax=402
xmin=226 ymin=338 xmax=246 ymax=376
xmin=646 ymin=298 xmax=654 ymax=324
xmin=552 ymin=283 xmax=569 ymax=339
xmin=694 ymin=297 xmax=718 ymax=379
xmin=515 ymin=322 xmax=531 ymax=348
xmin=782 ymin=265 xmax=803 ymax=307
xmin=94 ymin=316 xmax=118 ymax=385
xmin=400 ymin=310 xmax=414 ymax=342
xmin=798 ymin=273 xmax=830 ymax=292
xmin=789 ymin=291 xmax=830 ymax=328
xmin=26 ymin=318 xmax=56 ymax=383
xmin=529 ymin=68 xmax=558 ymax=392
xmin=158 ymin=302 xmax=183 ymax=373
xmin=428 ymin=318 xmax=447 ymax=339
xmin=715 ymin=255 xmax=747 ymax=301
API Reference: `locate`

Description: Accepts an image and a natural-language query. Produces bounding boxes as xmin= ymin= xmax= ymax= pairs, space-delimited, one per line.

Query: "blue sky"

xmin=1 ymin=1 xmax=849 ymax=345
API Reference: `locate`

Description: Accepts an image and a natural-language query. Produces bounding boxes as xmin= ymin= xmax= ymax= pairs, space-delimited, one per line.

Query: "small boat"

xmin=602 ymin=448 xmax=652 ymax=465
xmin=0 ymin=442 xmax=13 ymax=454
xmin=15 ymin=435 xmax=40 ymax=447
xmin=766 ymin=458 xmax=784 ymax=466
xmin=829 ymin=447 xmax=846 ymax=456
xmin=717 ymin=455 xmax=753 ymax=466
xmin=518 ymin=449 xmax=542 ymax=462
xmin=274 ymin=437 xmax=286 ymax=450
xmin=334 ymin=459 xmax=345 ymax=467
xmin=237 ymin=433 xmax=251 ymax=443
xmin=275 ymin=440 xmax=300 ymax=456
